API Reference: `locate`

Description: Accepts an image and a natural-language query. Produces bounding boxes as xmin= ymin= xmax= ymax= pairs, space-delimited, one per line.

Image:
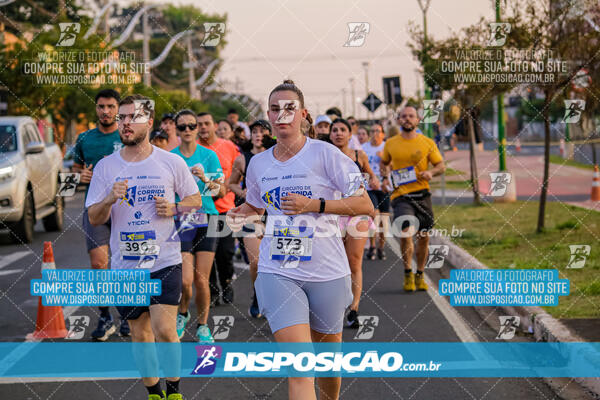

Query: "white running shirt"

xmin=362 ymin=141 xmax=386 ymax=188
xmin=245 ymin=138 xmax=361 ymax=282
xmin=86 ymin=146 xmax=199 ymax=272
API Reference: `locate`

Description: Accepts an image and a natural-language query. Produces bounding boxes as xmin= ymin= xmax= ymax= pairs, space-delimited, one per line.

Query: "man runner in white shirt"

xmin=86 ymin=94 xmax=202 ymax=400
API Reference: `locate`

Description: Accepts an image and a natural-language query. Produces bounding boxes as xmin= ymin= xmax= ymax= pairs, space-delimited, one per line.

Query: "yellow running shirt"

xmin=381 ymin=133 xmax=443 ymax=199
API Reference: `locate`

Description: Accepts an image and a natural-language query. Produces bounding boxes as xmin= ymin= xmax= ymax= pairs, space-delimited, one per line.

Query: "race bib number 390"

xmin=119 ymin=230 xmax=158 ymax=260
xmin=391 ymin=166 xmax=417 ymax=188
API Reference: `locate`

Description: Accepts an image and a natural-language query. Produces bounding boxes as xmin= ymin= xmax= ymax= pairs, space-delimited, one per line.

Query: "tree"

xmin=507 ymin=0 xmax=600 ymax=232
xmin=408 ymin=16 xmax=520 ymax=205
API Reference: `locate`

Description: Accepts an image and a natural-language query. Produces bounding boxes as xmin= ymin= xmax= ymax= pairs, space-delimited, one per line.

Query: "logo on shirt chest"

xmin=119 ymin=186 xmax=136 ymax=207
xmin=117 ymin=183 xmax=166 ymax=207
xmin=261 ymin=185 xmax=314 ymax=211
xmin=127 ymin=210 xmax=150 ymax=226
xmin=262 ymin=187 xmax=281 ymax=211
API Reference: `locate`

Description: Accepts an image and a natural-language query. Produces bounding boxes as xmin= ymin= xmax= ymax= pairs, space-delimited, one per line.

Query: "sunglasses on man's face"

xmin=177 ymin=123 xmax=198 ymax=131
xmin=349 ymin=121 xmax=358 ymax=126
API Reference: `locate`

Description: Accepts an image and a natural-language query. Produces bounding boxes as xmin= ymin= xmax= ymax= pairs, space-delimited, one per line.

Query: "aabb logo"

xmin=191 ymin=345 xmax=222 ymax=375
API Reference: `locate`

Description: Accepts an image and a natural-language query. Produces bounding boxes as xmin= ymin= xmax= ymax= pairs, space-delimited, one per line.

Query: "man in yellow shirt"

xmin=380 ymin=106 xmax=445 ymax=292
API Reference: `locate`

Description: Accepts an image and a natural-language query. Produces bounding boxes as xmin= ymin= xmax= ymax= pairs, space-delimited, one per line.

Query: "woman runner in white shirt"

xmin=227 ymin=80 xmax=374 ymax=400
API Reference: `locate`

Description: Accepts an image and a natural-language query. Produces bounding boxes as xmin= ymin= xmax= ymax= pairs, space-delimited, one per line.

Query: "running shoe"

xmin=404 ymin=271 xmax=416 ymax=292
xmin=91 ymin=315 xmax=116 ymax=341
xmin=415 ymin=273 xmax=428 ymax=291
xmin=222 ymin=284 xmax=234 ymax=304
xmin=166 ymin=394 xmax=183 ymax=400
xmin=176 ymin=312 xmax=191 ymax=339
xmin=119 ymin=319 xmax=130 ymax=337
xmin=346 ymin=309 xmax=360 ymax=329
xmin=248 ymin=294 xmax=262 ymax=318
xmin=196 ymin=324 xmax=215 ymax=343
xmin=366 ymin=247 xmax=376 ymax=260
xmin=147 ymin=393 xmax=164 ymax=400
xmin=377 ymin=248 xmax=386 ymax=261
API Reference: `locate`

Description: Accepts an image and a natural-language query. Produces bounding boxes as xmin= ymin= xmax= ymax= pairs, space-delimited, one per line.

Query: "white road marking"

xmin=0 ymin=251 xmax=30 ymax=270
xmin=386 ymin=237 xmax=478 ymax=342
xmin=0 ymin=269 xmax=23 ymax=276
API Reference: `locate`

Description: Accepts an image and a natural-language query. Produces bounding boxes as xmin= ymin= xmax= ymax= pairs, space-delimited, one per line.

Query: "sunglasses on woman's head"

xmin=177 ymin=123 xmax=198 ymax=131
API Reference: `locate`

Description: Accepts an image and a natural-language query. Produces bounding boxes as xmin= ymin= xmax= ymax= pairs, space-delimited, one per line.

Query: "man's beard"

xmin=401 ymin=123 xmax=415 ymax=132
xmin=120 ymin=130 xmax=147 ymax=146
xmin=98 ymin=118 xmax=116 ymax=127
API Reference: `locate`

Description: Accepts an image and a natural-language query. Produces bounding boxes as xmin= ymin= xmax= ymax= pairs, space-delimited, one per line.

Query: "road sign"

xmin=382 ymin=76 xmax=402 ymax=105
xmin=362 ymin=93 xmax=383 ymax=112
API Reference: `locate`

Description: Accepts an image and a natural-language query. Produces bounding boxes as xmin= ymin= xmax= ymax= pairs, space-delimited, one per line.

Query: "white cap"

xmin=314 ymin=115 xmax=332 ymax=127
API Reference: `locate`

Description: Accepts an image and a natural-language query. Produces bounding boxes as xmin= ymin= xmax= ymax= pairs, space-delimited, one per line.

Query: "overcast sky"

xmin=177 ymin=0 xmax=492 ymax=119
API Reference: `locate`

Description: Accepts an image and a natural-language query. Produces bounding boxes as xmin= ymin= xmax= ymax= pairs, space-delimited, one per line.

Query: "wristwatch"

xmin=319 ymin=198 xmax=326 ymax=213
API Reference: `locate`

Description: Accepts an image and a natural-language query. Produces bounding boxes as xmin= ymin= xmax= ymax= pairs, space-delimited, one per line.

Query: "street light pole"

xmin=142 ymin=9 xmax=151 ymax=86
xmin=417 ymin=0 xmax=432 ymax=138
xmin=350 ymin=78 xmax=356 ymax=116
xmin=187 ymin=34 xmax=197 ymax=99
xmin=496 ymin=0 xmax=507 ymax=171
xmin=362 ymin=62 xmax=372 ymax=122
xmin=362 ymin=61 xmax=370 ymax=96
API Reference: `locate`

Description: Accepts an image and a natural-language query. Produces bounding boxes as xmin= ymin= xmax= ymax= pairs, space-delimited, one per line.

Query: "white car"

xmin=0 ymin=116 xmax=64 ymax=243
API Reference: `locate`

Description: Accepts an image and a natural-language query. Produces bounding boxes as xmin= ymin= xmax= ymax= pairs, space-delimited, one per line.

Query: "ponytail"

xmin=304 ymin=112 xmax=316 ymax=139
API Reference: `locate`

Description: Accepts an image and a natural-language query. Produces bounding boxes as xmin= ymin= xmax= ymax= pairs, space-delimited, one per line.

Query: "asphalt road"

xmin=0 ymin=192 xmax=588 ymax=399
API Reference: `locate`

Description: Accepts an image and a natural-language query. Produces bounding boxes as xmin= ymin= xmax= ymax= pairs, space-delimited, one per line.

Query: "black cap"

xmin=161 ymin=113 xmax=175 ymax=122
xmin=249 ymin=119 xmax=272 ymax=133
xmin=150 ymin=129 xmax=168 ymax=141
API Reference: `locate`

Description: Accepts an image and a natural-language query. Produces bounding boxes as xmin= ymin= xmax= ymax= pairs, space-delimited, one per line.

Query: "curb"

xmin=430 ymin=233 xmax=600 ymax=398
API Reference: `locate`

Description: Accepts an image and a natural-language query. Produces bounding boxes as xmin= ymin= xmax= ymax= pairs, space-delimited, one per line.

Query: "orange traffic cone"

xmin=29 ymin=242 xmax=68 ymax=339
xmin=592 ymin=165 xmax=600 ymax=202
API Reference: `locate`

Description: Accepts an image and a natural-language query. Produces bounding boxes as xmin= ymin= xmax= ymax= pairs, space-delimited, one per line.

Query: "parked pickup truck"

xmin=0 ymin=116 xmax=64 ymax=243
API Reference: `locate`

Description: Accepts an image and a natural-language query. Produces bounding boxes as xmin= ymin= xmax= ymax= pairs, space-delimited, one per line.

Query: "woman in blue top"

xmin=171 ymin=109 xmax=225 ymax=343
